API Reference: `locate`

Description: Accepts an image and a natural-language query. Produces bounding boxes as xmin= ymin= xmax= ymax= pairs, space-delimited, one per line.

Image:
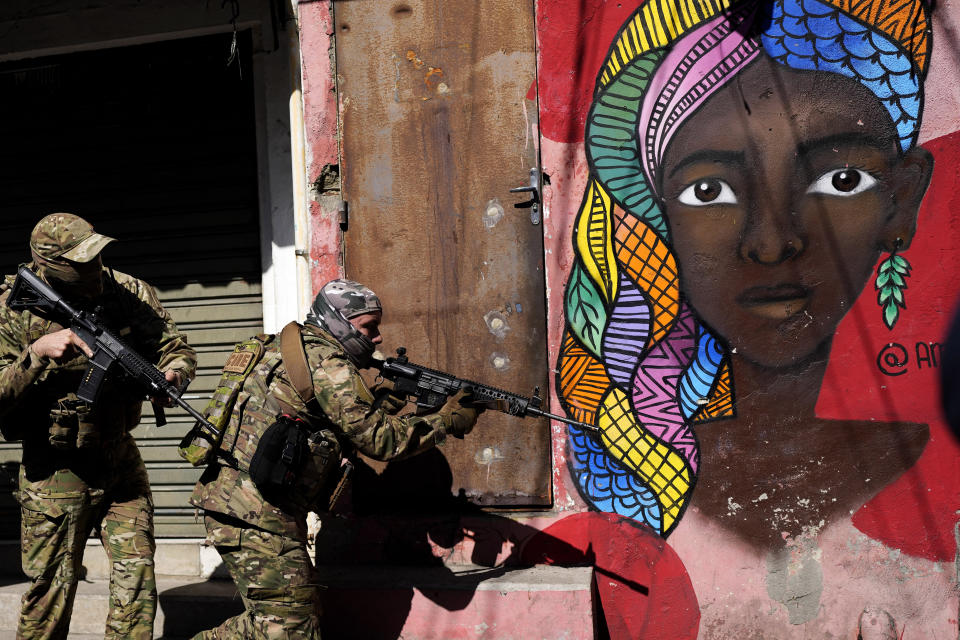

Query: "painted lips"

xmin=736 ymin=284 xmax=811 ymax=319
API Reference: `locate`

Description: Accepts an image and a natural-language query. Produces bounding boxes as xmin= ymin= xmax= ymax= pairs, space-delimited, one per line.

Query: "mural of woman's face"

xmin=659 ymin=54 xmax=932 ymax=369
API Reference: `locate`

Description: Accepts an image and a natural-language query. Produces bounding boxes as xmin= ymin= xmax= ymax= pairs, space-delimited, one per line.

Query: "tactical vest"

xmin=179 ymin=322 xmax=348 ymax=514
xmin=0 ymin=271 xmax=151 ymax=447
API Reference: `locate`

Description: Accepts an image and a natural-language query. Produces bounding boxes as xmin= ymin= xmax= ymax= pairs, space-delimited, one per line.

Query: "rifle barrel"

xmin=528 ymin=407 xmax=601 ymax=435
xmin=169 ymin=393 xmax=221 ymax=438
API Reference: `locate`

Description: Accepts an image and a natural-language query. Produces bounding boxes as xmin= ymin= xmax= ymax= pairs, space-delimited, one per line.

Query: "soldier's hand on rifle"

xmin=30 ymin=329 xmax=94 ymax=363
xmin=439 ymin=387 xmax=483 ymax=438
xmin=152 ymin=370 xmax=183 ymax=407
xmin=371 ymin=378 xmax=407 ymax=414
xmin=455 ymin=386 xmax=495 ymax=413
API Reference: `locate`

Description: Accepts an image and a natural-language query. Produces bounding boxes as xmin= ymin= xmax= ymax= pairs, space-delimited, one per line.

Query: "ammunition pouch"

xmin=181 ymin=322 xmax=352 ymax=513
xmin=178 ymin=335 xmax=268 ymax=466
xmin=48 ymin=399 xmax=98 ymax=450
xmin=249 ymin=414 xmax=348 ymax=514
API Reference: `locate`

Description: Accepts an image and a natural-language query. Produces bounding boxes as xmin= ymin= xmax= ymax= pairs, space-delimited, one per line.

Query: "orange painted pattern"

xmin=612 ymin=208 xmax=680 ymax=346
xmin=824 ymin=0 xmax=929 ymax=72
xmin=557 ymin=331 xmax=612 ymax=423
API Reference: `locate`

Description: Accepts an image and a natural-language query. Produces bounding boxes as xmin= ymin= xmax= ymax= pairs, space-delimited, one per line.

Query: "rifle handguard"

xmin=374 ymin=347 xmax=601 ymax=435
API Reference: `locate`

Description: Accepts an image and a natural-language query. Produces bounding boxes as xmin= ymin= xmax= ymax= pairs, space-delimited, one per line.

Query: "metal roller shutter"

xmin=0 ymin=32 xmax=262 ymax=538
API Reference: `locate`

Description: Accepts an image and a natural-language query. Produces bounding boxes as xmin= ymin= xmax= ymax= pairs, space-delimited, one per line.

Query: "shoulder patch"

xmin=223 ymin=351 xmax=255 ymax=374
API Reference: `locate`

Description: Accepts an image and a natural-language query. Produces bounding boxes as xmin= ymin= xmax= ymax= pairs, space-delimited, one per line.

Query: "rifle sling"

xmin=280 ymin=321 xmax=318 ymax=413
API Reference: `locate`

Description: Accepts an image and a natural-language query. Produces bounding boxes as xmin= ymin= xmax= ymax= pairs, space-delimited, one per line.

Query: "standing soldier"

xmin=184 ymin=279 xmax=482 ymax=639
xmin=0 ymin=213 xmax=198 ymax=639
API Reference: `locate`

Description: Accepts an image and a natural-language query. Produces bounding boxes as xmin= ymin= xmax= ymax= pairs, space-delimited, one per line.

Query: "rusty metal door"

xmin=335 ymin=0 xmax=548 ymax=506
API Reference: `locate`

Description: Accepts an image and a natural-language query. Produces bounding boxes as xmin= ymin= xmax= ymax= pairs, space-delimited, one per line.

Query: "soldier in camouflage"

xmin=0 ymin=213 xmax=198 ymax=640
xmin=189 ymin=279 xmax=482 ymax=639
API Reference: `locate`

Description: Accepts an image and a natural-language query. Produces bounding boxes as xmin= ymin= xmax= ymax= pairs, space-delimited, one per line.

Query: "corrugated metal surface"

xmin=0 ymin=33 xmax=262 ymax=538
xmin=335 ymin=1 xmax=550 ymax=506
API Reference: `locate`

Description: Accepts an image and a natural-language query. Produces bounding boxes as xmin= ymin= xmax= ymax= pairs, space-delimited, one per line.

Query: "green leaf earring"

xmin=875 ymin=238 xmax=910 ymax=330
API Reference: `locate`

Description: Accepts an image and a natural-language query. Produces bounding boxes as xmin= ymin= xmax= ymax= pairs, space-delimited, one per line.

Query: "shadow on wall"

xmin=157 ymin=447 xmax=699 ymax=640
xmin=334 ymin=449 xmax=699 ymax=639
xmin=322 ymin=448 xmax=698 ymax=639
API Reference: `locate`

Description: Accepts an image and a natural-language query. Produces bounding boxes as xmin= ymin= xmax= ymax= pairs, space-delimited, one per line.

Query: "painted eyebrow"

xmin=795 ymin=131 xmax=896 ymax=158
xmin=667 ymin=150 xmax=746 ymax=179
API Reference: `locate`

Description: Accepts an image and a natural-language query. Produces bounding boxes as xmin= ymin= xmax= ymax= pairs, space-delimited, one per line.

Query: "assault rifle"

xmin=373 ymin=347 xmax=600 ymax=435
xmin=6 ymin=265 xmax=220 ymax=436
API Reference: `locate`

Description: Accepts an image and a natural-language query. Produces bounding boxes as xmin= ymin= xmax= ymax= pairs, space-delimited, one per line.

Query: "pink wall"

xmin=298 ymin=0 xmax=960 ymax=636
xmin=298 ymin=0 xmax=342 ymax=292
xmin=536 ymin=0 xmax=960 ymax=637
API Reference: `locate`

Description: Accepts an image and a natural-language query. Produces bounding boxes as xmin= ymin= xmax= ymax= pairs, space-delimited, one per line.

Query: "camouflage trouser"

xmin=192 ymin=513 xmax=321 ymax=640
xmin=16 ymin=434 xmax=157 ymax=640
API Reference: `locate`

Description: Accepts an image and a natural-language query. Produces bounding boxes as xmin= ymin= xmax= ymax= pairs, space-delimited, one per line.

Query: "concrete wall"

xmin=298 ymin=0 xmax=960 ymax=636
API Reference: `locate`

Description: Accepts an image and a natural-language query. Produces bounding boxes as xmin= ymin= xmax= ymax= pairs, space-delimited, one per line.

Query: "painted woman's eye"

xmin=677 ymin=178 xmax=738 ymax=206
xmin=806 ymin=168 xmax=878 ymax=196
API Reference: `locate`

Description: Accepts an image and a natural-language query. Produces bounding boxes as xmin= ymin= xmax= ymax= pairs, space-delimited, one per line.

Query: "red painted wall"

xmin=535 ymin=0 xmax=960 ymax=636
xmin=297 ymin=0 xmax=960 ymax=636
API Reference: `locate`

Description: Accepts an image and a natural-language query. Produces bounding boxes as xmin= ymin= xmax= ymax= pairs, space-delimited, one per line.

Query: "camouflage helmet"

xmin=320 ymin=279 xmax=381 ymax=319
xmin=29 ymin=213 xmax=115 ymax=263
xmin=305 ymin=279 xmax=381 ymax=367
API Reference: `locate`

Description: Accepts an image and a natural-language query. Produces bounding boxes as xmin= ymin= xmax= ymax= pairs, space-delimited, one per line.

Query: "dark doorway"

xmin=0 ymin=32 xmax=264 ymax=538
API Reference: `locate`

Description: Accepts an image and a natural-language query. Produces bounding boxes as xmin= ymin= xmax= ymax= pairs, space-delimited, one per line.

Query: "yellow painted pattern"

xmin=576 ymin=181 xmax=619 ymax=304
xmin=598 ymin=387 xmax=692 ymax=531
xmin=599 ymin=0 xmax=738 ymax=86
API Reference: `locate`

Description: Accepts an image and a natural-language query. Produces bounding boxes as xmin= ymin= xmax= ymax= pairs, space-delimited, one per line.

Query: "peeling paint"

xmin=405 ymin=49 xmax=424 ymax=68
xmin=424 ymin=66 xmax=443 ymax=88
xmin=765 ymin=535 xmax=824 ymax=625
xmin=392 ymin=53 xmax=401 ymax=102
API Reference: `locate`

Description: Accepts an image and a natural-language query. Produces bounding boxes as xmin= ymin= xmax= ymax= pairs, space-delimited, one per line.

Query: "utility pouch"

xmin=47 ymin=413 xmax=76 ymax=450
xmin=48 ymin=400 xmax=95 ymax=450
xmin=178 ymin=336 xmax=267 ymax=466
xmin=75 ymin=405 xmax=99 ymax=449
xmin=248 ymin=414 xmax=310 ymax=504
xmin=248 ymin=414 xmax=346 ymax=513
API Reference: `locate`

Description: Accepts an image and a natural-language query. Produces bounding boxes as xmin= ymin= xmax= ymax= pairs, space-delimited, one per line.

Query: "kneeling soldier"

xmin=186 ymin=279 xmax=482 ymax=639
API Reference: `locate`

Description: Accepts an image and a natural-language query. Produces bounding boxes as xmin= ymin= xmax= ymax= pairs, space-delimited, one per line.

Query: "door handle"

xmin=510 ymin=168 xmax=546 ymax=225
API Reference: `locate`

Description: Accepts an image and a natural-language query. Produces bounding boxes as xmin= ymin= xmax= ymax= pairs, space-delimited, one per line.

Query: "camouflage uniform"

xmin=190 ymin=322 xmax=477 ymax=639
xmin=0 ymin=214 xmax=197 ymax=640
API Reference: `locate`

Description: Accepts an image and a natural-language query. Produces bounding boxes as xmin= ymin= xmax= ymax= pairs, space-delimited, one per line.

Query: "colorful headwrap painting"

xmin=556 ymin=0 xmax=931 ymax=536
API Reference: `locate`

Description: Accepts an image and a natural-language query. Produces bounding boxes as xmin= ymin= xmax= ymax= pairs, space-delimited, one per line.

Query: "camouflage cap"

xmin=321 ymin=279 xmax=381 ymax=318
xmin=29 ymin=213 xmax=115 ymax=263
